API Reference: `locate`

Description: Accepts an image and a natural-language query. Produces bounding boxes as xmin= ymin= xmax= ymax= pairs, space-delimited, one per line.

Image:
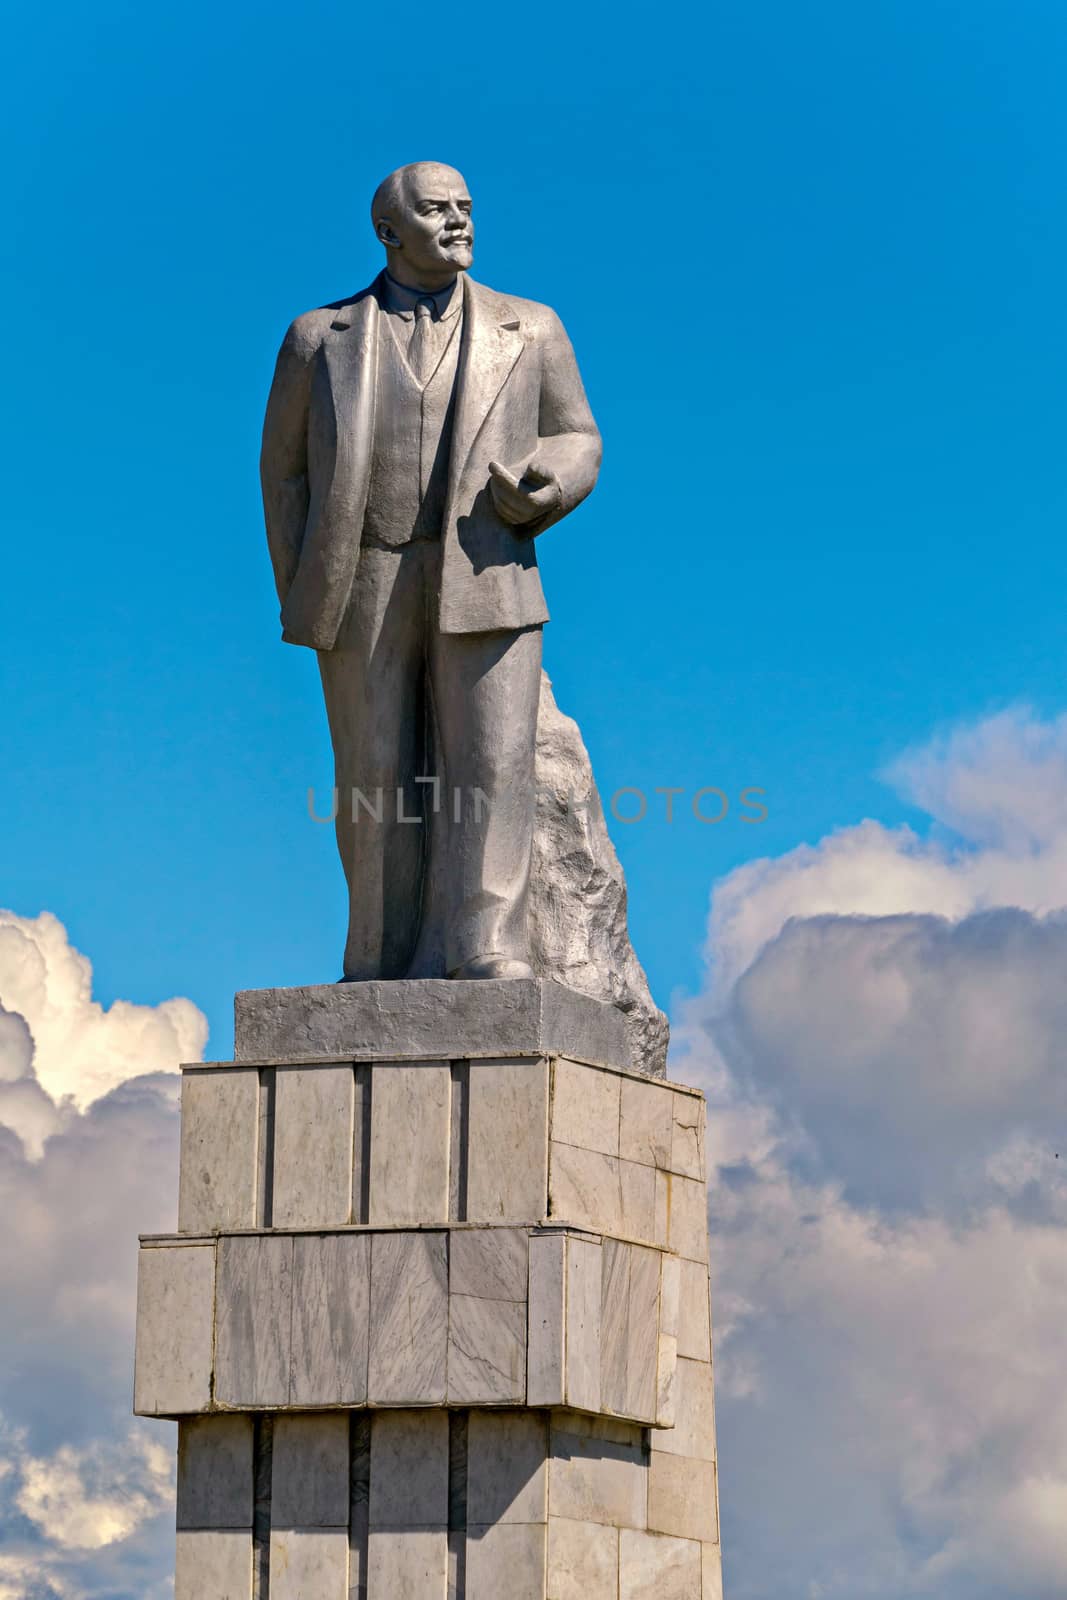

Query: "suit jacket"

xmin=260 ymin=272 xmax=602 ymax=649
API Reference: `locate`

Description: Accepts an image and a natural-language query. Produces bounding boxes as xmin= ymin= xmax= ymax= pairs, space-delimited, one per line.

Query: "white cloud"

xmin=0 ymin=910 xmax=201 ymax=1599
xmin=674 ymin=706 xmax=1067 ymax=1600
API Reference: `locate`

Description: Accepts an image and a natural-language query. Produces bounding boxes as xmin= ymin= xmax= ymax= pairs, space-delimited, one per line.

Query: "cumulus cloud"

xmin=0 ymin=910 xmax=203 ymax=1600
xmin=675 ymin=706 xmax=1067 ymax=1600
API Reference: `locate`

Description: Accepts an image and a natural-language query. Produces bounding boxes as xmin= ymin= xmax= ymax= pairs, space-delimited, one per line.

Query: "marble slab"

xmin=178 ymin=1070 xmax=260 ymax=1233
xmin=134 ymin=1243 xmax=215 ymax=1416
xmin=177 ymin=1416 xmax=254 ymax=1530
xmin=467 ymin=1411 xmax=547 ymax=1526
xmin=214 ymin=1234 xmax=293 ymax=1408
xmin=175 ymin=1528 xmax=253 ymax=1599
xmin=368 ymin=1062 xmax=450 ymax=1225
xmin=466 ymin=1059 xmax=549 ymax=1223
xmin=619 ymin=1529 xmax=701 ymax=1600
xmin=272 ymin=1066 xmax=355 ymax=1228
xmin=290 ymin=1234 xmax=370 ymax=1406
xmin=367 ymin=1233 xmax=448 ymax=1404
xmin=233 ymin=978 xmax=633 ymax=1071
xmin=467 ymin=1521 xmax=546 ymax=1600
xmin=447 ymin=1293 xmax=526 ymax=1404
xmin=272 ymin=1413 xmax=350 ymax=1527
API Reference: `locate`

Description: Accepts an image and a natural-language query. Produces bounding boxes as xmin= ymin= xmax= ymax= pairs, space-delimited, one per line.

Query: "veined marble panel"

xmin=677 ymin=1258 xmax=712 ymax=1362
xmin=175 ymin=1528 xmax=252 ymax=1599
xmin=647 ymin=1453 xmax=718 ymax=1543
xmin=369 ymin=1410 xmax=450 ymax=1528
xmin=551 ymin=1059 xmax=620 ymax=1157
xmin=467 ymin=1411 xmax=547 ymax=1525
xmin=467 ymin=1059 xmax=549 ymax=1222
xmin=368 ymin=1062 xmax=451 ymax=1225
xmin=546 ymin=1517 xmax=619 ymax=1600
xmin=548 ymin=1419 xmax=646 ymax=1530
xmin=272 ymin=1414 xmax=350 ymax=1527
xmin=668 ymin=1174 xmax=709 ymax=1263
xmin=619 ymin=1076 xmax=673 ymax=1170
xmin=272 ymin=1066 xmax=355 ymax=1229
xmin=134 ymin=1242 xmax=215 ymax=1416
xmin=651 ymin=1359 xmax=716 ymax=1462
xmin=177 ymin=1415 xmax=253 ymax=1529
xmin=269 ymin=1527 xmax=349 ymax=1598
xmin=565 ymin=1235 xmax=602 ymax=1413
xmin=214 ymin=1234 xmax=293 ymax=1408
xmin=670 ymin=1096 xmax=706 ymax=1182
xmin=449 ymin=1226 xmax=527 ymax=1303
xmin=527 ymin=1232 xmax=566 ymax=1406
xmin=178 ymin=1070 xmax=259 ymax=1233
xmin=447 ymin=1293 xmax=526 ymax=1404
xmin=619 ymin=1529 xmax=701 ymax=1600
xmin=367 ymin=1232 xmax=448 ymax=1404
xmin=290 ymin=1233 xmax=370 ymax=1406
xmin=467 ymin=1521 xmax=546 ymax=1600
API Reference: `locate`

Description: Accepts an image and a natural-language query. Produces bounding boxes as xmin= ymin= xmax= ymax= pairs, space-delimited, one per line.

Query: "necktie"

xmin=408 ymin=298 xmax=436 ymax=384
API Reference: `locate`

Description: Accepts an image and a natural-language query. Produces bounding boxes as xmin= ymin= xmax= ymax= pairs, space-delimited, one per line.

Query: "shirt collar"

xmin=382 ymin=271 xmax=464 ymax=321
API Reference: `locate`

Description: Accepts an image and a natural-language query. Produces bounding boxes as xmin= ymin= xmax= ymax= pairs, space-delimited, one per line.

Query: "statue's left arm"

xmin=527 ymin=308 xmax=602 ymax=532
xmin=490 ymin=307 xmax=602 ymax=533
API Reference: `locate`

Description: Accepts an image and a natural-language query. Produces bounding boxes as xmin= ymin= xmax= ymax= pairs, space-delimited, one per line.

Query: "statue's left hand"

xmin=488 ymin=458 xmax=563 ymax=529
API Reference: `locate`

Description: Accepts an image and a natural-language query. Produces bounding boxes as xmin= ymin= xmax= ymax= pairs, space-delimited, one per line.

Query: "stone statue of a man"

xmin=261 ymin=162 xmax=602 ymax=981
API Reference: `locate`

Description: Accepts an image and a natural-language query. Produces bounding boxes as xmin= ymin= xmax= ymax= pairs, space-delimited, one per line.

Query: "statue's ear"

xmin=375 ymin=218 xmax=400 ymax=248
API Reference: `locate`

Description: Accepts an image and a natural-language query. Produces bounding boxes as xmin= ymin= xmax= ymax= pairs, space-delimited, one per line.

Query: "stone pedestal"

xmin=134 ymin=979 xmax=723 ymax=1598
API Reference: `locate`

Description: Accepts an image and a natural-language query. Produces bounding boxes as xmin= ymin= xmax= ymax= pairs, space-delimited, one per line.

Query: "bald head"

xmin=370 ymin=161 xmax=474 ymax=292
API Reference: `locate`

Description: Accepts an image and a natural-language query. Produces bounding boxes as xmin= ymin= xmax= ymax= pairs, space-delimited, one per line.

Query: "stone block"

xmin=670 ymin=1096 xmax=706 ymax=1182
xmin=269 ymin=1527 xmax=349 ymax=1597
xmin=548 ymin=1419 xmax=646 ymax=1529
xmin=677 ymin=1259 xmax=711 ymax=1362
xmin=366 ymin=1529 xmax=448 ymax=1598
xmin=565 ymin=1235 xmax=601 ymax=1413
xmin=447 ymin=1293 xmax=526 ymax=1404
xmin=549 ymin=1144 xmax=621 ymax=1235
xmin=618 ymin=1077 xmax=673 ymax=1170
xmin=551 ymin=1059 xmax=619 ymax=1156
xmin=467 ymin=1521 xmax=546 ymax=1600
xmin=657 ymin=1257 xmax=681 ymax=1428
xmin=272 ymin=1414 xmax=350 ymax=1527
xmin=651 ymin=1359 xmax=716 ymax=1462
xmin=619 ymin=1159 xmax=658 ymax=1245
xmin=370 ymin=1410 xmax=450 ymax=1528
xmin=234 ymin=978 xmax=632 ymax=1072
xmin=449 ymin=1227 xmax=527 ymax=1302
xmin=290 ymin=1233 xmax=370 ymax=1406
xmin=134 ymin=1243 xmax=215 ymax=1415
xmin=647 ymin=1453 xmax=717 ymax=1543
xmin=215 ymin=1234 xmax=293 ymax=1408
xmin=546 ymin=1516 xmax=619 ymax=1599
xmin=467 ymin=1411 xmax=547 ymax=1525
xmin=702 ymin=1542 xmax=724 ymax=1600
xmin=367 ymin=1233 xmax=448 ymax=1403
xmin=600 ymin=1241 xmax=659 ymax=1422
xmin=175 ymin=1528 xmax=253 ymax=1599
xmin=272 ymin=1067 xmax=355 ymax=1228
xmin=178 ymin=1070 xmax=259 ymax=1233
xmin=368 ymin=1062 xmax=451 ymax=1225
xmin=619 ymin=1529 xmax=701 ymax=1600
xmin=177 ymin=1415 xmax=254 ymax=1529
xmin=527 ymin=1233 xmax=566 ymax=1406
xmin=668 ymin=1175 xmax=709 ymax=1263
xmin=467 ymin=1060 xmax=549 ymax=1222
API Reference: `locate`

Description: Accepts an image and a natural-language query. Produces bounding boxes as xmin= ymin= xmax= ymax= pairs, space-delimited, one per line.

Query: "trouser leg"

xmin=317 ymin=546 xmax=426 ymax=980
xmin=429 ymin=624 xmax=543 ymax=974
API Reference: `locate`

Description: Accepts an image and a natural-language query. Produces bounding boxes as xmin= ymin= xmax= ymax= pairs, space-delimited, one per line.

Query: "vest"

xmin=361 ymin=312 xmax=462 ymax=546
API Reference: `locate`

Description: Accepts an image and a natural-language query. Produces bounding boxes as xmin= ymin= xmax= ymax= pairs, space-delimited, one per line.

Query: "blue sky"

xmin=4 ymin=0 xmax=1066 ymax=1054
xmin=4 ymin=5 xmax=1067 ymax=1598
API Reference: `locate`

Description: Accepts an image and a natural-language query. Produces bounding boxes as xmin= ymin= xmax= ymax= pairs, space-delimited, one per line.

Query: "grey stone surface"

xmin=177 ymin=1416 xmax=254 ymax=1530
xmin=702 ymin=1542 xmax=725 ymax=1600
xmin=467 ymin=1522 xmax=546 ymax=1600
xmin=668 ymin=1175 xmax=710 ymax=1263
xmin=600 ymin=1241 xmax=660 ymax=1422
xmin=467 ymin=1060 xmax=549 ymax=1222
xmin=449 ymin=1227 xmax=527 ymax=1302
xmin=446 ymin=1293 xmax=526 ymax=1404
xmin=677 ymin=1259 xmax=711 ymax=1363
xmin=134 ymin=1243 xmax=215 ymax=1416
xmin=619 ymin=1077 xmax=674 ymax=1170
xmin=368 ymin=1062 xmax=450 ymax=1225
xmin=214 ymin=1234 xmax=293 ymax=1408
xmin=526 ymin=1233 xmax=566 ymax=1406
xmin=548 ymin=1418 xmax=647 ymax=1529
xmin=367 ymin=1232 xmax=448 ymax=1403
xmin=175 ymin=1528 xmax=253 ymax=1599
xmin=269 ymin=1527 xmax=350 ymax=1598
xmin=178 ymin=1070 xmax=259 ymax=1233
xmin=546 ymin=1517 xmax=619 ymax=1600
xmin=564 ymin=1236 xmax=601 ymax=1413
xmin=369 ymin=1410 xmax=450 ymax=1528
xmin=619 ymin=1530 xmax=701 ymax=1600
xmin=290 ymin=1233 xmax=370 ymax=1406
xmin=646 ymin=1454 xmax=718 ymax=1544
xmin=657 ymin=1255 xmax=681 ymax=1428
xmin=366 ymin=1530 xmax=448 ymax=1599
xmin=530 ymin=675 xmax=669 ymax=1077
xmin=551 ymin=1058 xmax=620 ymax=1157
xmin=550 ymin=1143 xmax=622 ymax=1236
xmin=272 ymin=1066 xmax=355 ymax=1228
xmin=467 ymin=1411 xmax=547 ymax=1526
xmin=234 ymin=977 xmax=632 ymax=1070
xmin=272 ymin=1414 xmax=350 ymax=1527
xmin=651 ymin=1359 xmax=717 ymax=1462
xmin=670 ymin=1095 xmax=706 ymax=1182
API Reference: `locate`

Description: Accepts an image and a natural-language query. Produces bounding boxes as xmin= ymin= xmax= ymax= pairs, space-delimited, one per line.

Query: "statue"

xmin=261 ymin=161 xmax=602 ymax=983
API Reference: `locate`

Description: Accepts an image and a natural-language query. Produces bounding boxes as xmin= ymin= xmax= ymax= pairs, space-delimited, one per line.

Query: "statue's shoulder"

xmin=468 ymin=279 xmax=566 ymax=340
xmin=281 ymin=281 xmax=379 ymax=357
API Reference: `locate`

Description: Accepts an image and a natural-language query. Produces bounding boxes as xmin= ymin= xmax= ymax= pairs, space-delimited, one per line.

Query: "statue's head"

xmin=371 ymin=162 xmax=474 ymax=288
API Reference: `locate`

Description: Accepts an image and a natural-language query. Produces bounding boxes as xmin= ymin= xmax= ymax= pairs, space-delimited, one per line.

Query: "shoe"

xmin=448 ymin=954 xmax=535 ymax=981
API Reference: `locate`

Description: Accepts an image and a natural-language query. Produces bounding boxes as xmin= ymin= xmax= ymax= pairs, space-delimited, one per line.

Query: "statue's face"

xmin=382 ymin=164 xmax=474 ymax=275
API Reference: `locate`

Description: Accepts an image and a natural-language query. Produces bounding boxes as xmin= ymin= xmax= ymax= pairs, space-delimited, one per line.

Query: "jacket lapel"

xmin=445 ymin=277 xmax=524 ymax=520
xmin=321 ymin=282 xmax=381 ymax=529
